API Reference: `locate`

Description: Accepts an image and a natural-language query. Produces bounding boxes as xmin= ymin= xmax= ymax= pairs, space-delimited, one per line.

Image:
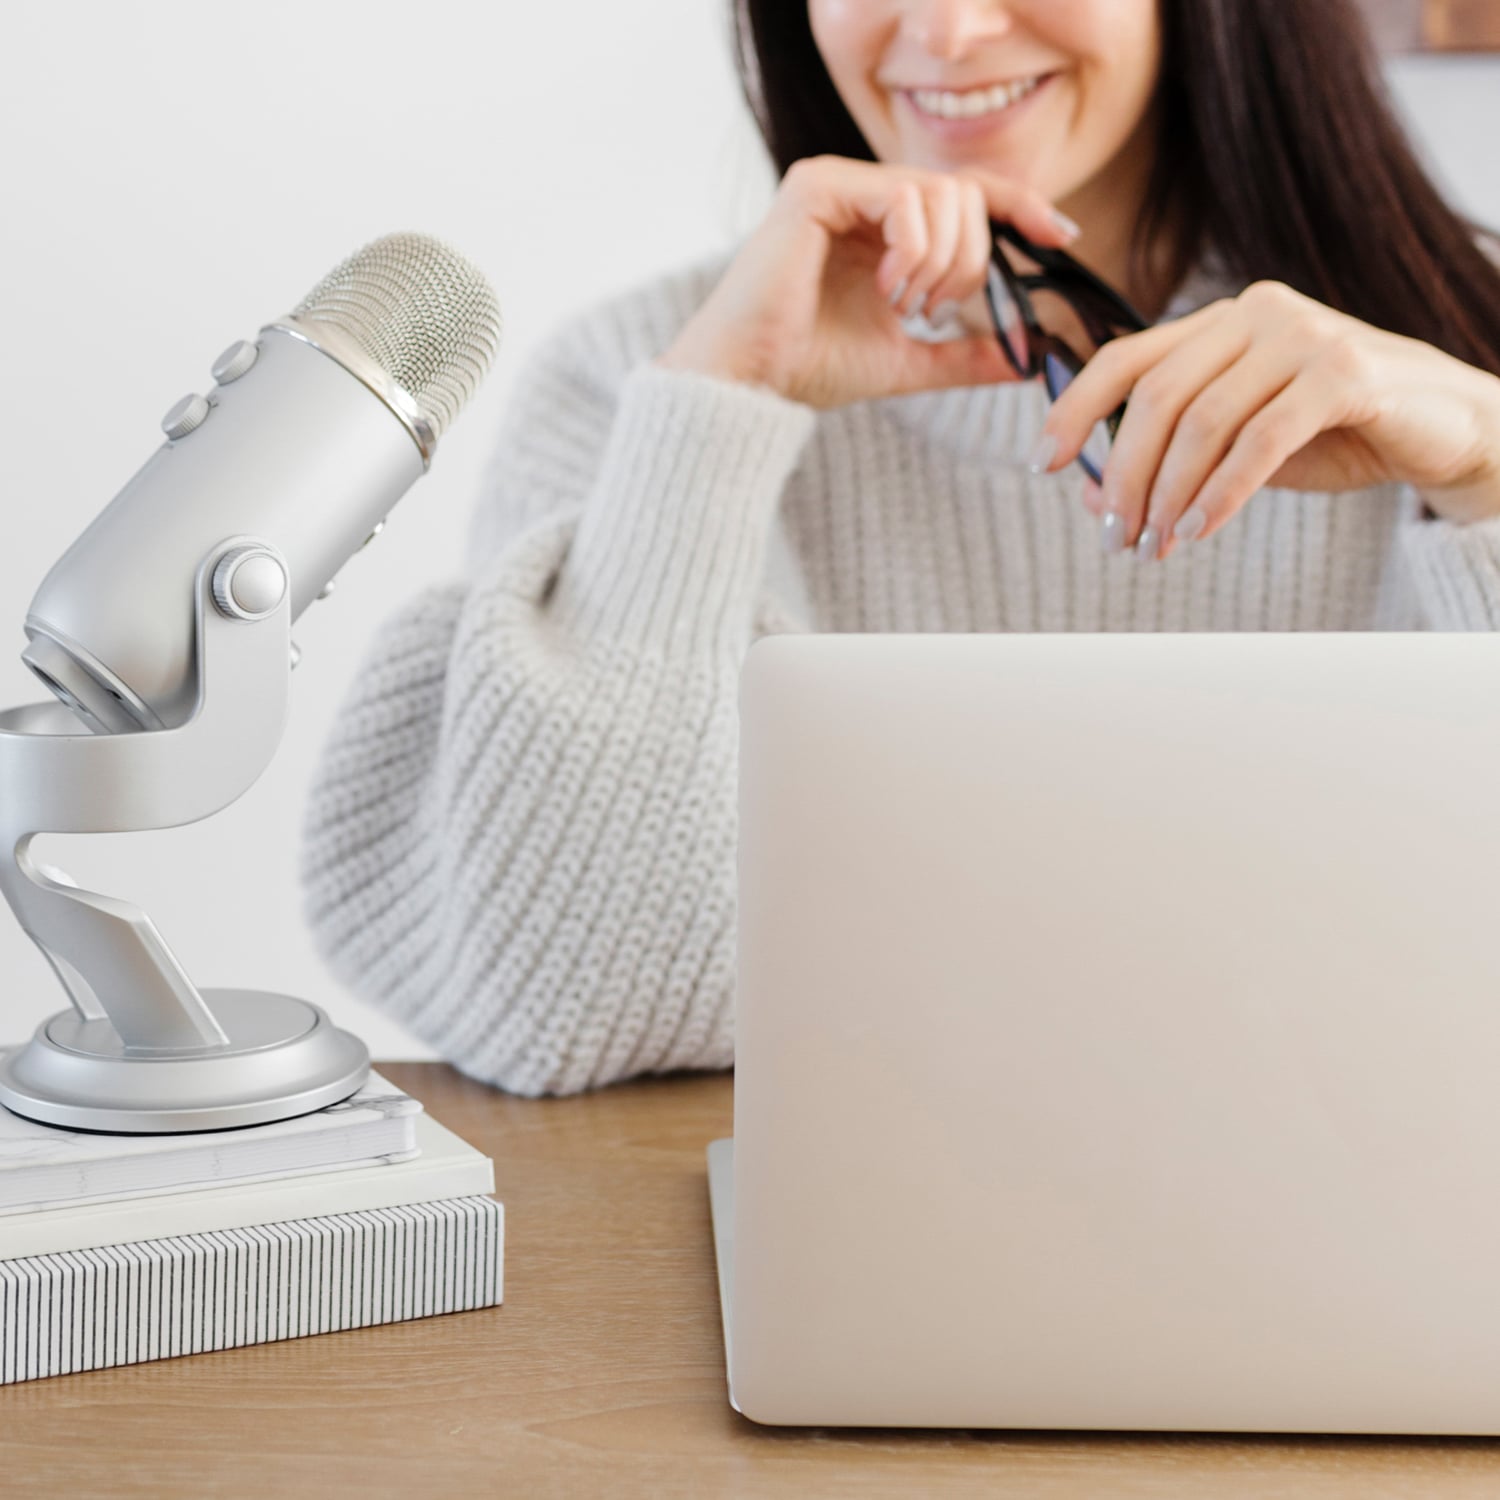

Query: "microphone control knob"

xmin=211 ymin=339 xmax=259 ymax=384
xmin=212 ymin=547 xmax=287 ymax=621
xmin=162 ymin=393 xmax=211 ymax=440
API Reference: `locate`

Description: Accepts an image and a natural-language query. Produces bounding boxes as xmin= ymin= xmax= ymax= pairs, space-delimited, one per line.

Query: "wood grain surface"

xmin=1424 ymin=0 xmax=1500 ymax=49
xmin=1360 ymin=0 xmax=1500 ymax=50
xmin=4 ymin=1061 xmax=1500 ymax=1499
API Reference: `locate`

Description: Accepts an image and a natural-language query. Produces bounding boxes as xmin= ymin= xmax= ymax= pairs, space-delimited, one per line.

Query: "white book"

xmin=0 ymin=1063 xmax=422 ymax=1216
xmin=0 ymin=1195 xmax=504 ymax=1385
xmin=0 ymin=1111 xmax=493 ymax=1261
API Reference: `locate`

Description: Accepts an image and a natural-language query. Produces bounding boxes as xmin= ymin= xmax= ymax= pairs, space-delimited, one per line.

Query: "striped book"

xmin=0 ymin=1195 xmax=504 ymax=1384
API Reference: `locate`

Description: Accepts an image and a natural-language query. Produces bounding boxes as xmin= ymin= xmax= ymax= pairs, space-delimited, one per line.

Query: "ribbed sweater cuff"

xmin=549 ymin=361 xmax=816 ymax=653
xmin=1399 ymin=511 xmax=1500 ymax=631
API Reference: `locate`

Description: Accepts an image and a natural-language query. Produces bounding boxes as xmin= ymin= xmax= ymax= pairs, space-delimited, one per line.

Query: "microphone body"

xmin=0 ymin=230 xmax=500 ymax=1132
xmin=24 ymin=326 xmax=424 ymax=732
xmin=18 ymin=230 xmax=501 ymax=735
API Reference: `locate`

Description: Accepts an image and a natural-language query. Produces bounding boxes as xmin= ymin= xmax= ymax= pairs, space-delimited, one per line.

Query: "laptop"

xmin=709 ymin=632 xmax=1500 ymax=1433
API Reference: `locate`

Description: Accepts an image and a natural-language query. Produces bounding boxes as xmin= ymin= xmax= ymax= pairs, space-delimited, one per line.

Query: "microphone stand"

xmin=0 ymin=539 xmax=369 ymax=1131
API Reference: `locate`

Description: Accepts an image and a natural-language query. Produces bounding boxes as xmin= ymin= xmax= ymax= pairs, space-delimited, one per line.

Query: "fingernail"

xmin=1173 ymin=506 xmax=1207 ymax=542
xmin=1026 ymin=431 xmax=1058 ymax=474
xmin=1101 ymin=511 xmax=1126 ymax=554
xmin=1135 ymin=523 xmax=1160 ymax=561
xmin=1051 ymin=209 xmax=1082 ymax=242
xmin=926 ymin=299 xmax=960 ymax=326
xmin=888 ymin=277 xmax=909 ymax=308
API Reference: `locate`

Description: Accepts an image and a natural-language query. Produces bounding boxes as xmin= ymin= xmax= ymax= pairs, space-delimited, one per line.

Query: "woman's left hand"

xmin=1035 ymin=279 xmax=1500 ymax=560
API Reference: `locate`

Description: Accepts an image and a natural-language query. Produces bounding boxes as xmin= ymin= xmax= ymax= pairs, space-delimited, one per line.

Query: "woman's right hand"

xmin=656 ymin=155 xmax=1081 ymax=410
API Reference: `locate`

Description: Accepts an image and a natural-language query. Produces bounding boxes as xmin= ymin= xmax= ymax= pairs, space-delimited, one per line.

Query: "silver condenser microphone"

xmin=22 ymin=232 xmax=502 ymax=732
xmin=0 ymin=232 xmax=501 ymax=1132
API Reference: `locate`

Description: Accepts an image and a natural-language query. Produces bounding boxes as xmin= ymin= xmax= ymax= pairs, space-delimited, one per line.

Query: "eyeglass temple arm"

xmin=992 ymin=221 xmax=1151 ymax=331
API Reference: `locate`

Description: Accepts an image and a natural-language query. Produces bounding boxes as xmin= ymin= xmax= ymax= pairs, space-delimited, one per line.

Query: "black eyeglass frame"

xmin=984 ymin=221 xmax=1151 ymax=483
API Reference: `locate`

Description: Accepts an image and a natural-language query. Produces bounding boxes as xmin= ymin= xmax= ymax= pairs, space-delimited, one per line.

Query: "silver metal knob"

xmin=162 ymin=393 xmax=211 ymax=440
xmin=211 ymin=339 xmax=259 ymax=384
xmin=212 ymin=547 xmax=287 ymax=621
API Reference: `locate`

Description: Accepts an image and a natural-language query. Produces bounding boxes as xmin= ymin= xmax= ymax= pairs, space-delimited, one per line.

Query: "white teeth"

xmin=911 ymin=77 xmax=1041 ymax=123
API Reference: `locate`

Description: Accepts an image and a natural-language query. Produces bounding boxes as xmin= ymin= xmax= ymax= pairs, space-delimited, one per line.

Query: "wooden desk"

xmin=4 ymin=1062 xmax=1500 ymax=1498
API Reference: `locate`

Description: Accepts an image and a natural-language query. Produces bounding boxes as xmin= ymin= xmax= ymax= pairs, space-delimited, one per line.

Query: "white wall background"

xmin=0 ymin=8 xmax=1494 ymax=1063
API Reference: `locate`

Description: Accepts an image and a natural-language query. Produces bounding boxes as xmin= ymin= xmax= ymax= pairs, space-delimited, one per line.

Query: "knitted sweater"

xmin=299 ymin=253 xmax=1500 ymax=1096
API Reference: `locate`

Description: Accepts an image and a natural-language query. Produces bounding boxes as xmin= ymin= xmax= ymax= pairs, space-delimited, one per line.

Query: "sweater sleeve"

xmin=1399 ymin=508 xmax=1500 ymax=630
xmin=299 ymin=323 xmax=816 ymax=1096
xmin=1397 ymin=232 xmax=1500 ymax=629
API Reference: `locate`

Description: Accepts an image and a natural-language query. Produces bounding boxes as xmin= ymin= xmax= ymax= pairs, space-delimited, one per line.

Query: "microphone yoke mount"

xmin=0 ymin=538 xmax=369 ymax=1132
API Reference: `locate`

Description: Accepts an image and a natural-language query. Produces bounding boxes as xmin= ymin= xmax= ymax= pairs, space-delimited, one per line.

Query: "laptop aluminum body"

xmin=710 ymin=633 xmax=1500 ymax=1432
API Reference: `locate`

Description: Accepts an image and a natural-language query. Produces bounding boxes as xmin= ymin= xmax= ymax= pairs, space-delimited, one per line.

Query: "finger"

xmin=1096 ymin=319 xmax=1251 ymax=552
xmin=1171 ymin=368 xmax=1340 ymax=546
xmin=887 ymin=333 xmax=1018 ymax=396
xmin=783 ymin=157 xmax=1074 ymax=311
xmin=777 ymin=159 xmax=934 ymax=304
xmin=901 ymin=177 xmax=964 ymax=318
xmin=1040 ymin=301 xmax=1235 ymax=473
xmin=1137 ymin=340 xmax=1305 ymax=559
xmin=874 ymin=180 xmax=930 ymax=308
xmin=924 ymin=177 xmax=992 ymax=315
xmin=959 ymin=166 xmax=1081 ymax=248
xmin=787 ymin=155 xmax=1074 ymax=256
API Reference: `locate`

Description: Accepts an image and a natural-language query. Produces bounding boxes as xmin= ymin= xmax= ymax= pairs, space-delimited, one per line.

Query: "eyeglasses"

xmin=984 ymin=221 xmax=1150 ymax=484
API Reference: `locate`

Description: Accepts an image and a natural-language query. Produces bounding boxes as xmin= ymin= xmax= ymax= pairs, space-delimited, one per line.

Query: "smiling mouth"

xmin=902 ymin=74 xmax=1053 ymax=122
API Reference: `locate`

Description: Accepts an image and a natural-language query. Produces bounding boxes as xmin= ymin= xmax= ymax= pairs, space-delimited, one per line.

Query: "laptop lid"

xmin=730 ymin=633 xmax=1500 ymax=1431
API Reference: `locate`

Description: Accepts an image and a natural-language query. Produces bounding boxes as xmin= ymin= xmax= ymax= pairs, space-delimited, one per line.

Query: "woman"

xmin=301 ymin=0 xmax=1500 ymax=1096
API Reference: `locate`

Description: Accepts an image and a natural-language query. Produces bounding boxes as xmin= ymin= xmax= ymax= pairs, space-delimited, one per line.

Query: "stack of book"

xmin=0 ymin=1063 xmax=504 ymax=1384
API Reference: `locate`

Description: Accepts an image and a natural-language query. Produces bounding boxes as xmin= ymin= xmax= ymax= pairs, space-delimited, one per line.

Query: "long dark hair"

xmin=733 ymin=0 xmax=1500 ymax=377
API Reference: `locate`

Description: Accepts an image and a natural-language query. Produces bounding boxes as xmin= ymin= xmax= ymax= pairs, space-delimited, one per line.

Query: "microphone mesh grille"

xmin=290 ymin=232 xmax=502 ymax=439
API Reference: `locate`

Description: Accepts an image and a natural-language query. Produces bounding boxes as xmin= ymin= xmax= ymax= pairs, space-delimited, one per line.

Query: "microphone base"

xmin=0 ymin=990 xmax=370 ymax=1133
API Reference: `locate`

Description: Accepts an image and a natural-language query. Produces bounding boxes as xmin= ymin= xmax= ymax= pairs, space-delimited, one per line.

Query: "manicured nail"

xmin=1135 ymin=523 xmax=1160 ymax=561
xmin=1026 ymin=431 xmax=1058 ymax=474
xmin=1051 ymin=209 xmax=1082 ymax=242
xmin=926 ymin=299 xmax=960 ymax=326
xmin=1100 ymin=511 xmax=1126 ymax=554
xmin=1173 ymin=506 xmax=1207 ymax=541
xmin=888 ymin=277 xmax=909 ymax=308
